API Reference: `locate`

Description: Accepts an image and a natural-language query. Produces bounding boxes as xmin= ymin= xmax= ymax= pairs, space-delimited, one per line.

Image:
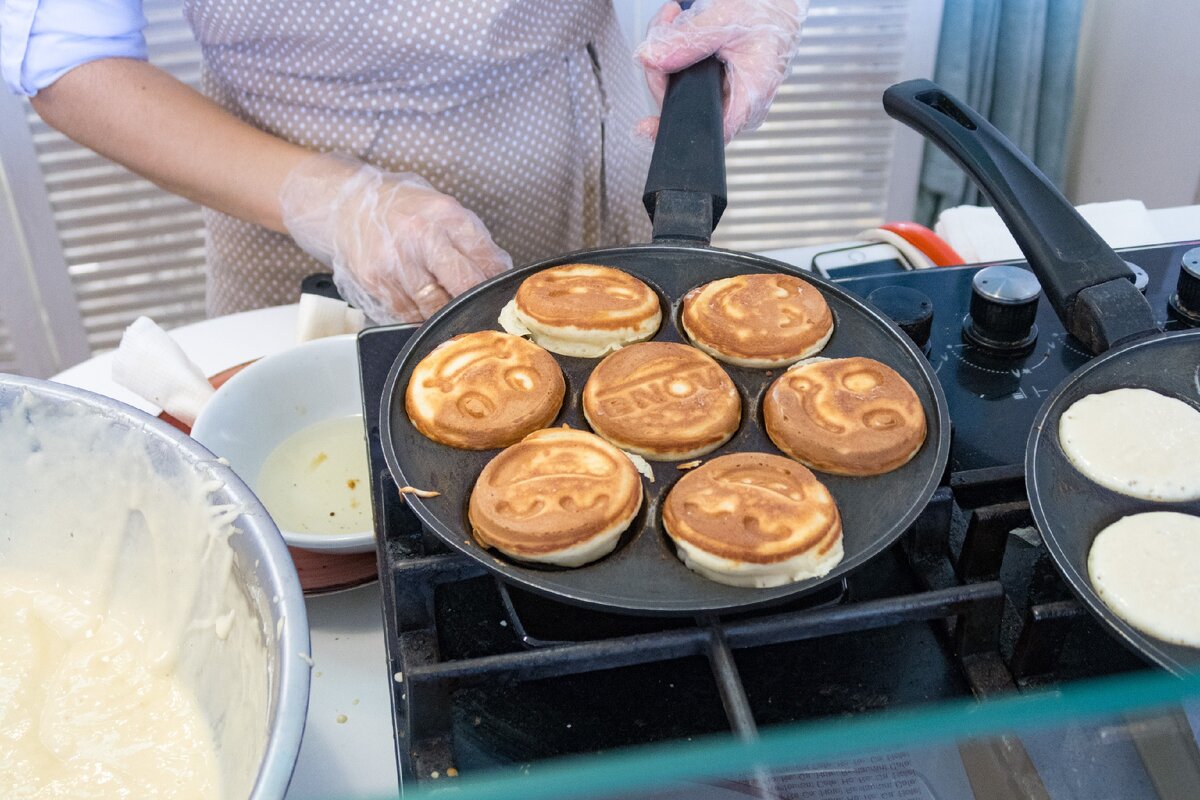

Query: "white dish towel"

xmin=111 ymin=317 xmax=215 ymax=426
xmin=935 ymin=200 xmax=1163 ymax=264
xmin=112 ymin=298 xmax=365 ymax=425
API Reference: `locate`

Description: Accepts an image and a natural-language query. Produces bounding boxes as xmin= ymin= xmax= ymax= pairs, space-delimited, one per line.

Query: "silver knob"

xmin=963 ymin=265 xmax=1041 ymax=353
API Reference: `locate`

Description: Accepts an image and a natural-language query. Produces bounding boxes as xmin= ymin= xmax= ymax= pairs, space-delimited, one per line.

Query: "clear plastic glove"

xmin=636 ymin=0 xmax=807 ymax=143
xmin=279 ymin=153 xmax=511 ymax=323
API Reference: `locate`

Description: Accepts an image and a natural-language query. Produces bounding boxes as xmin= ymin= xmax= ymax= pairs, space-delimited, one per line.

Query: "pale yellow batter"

xmin=0 ymin=390 xmax=271 ymax=800
xmin=1089 ymin=511 xmax=1200 ymax=647
xmin=1059 ymin=388 xmax=1200 ymax=502
xmin=0 ymin=578 xmax=219 ymax=798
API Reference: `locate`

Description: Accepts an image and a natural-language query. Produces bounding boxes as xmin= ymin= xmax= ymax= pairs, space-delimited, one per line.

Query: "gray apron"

xmin=182 ymin=0 xmax=653 ymax=315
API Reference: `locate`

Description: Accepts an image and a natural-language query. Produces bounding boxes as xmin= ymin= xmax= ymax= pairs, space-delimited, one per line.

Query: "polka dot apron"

xmin=182 ymin=0 xmax=654 ymax=316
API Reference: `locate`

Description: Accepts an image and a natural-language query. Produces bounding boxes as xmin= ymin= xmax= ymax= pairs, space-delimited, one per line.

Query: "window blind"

xmin=2 ymin=0 xmax=927 ymax=370
xmin=0 ymin=319 xmax=16 ymax=373
xmin=713 ymin=0 xmax=911 ymax=252
xmin=20 ymin=0 xmax=207 ymax=355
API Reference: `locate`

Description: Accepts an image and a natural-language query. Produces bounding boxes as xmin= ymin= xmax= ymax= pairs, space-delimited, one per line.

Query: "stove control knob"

xmin=963 ymin=265 xmax=1040 ymax=354
xmin=1169 ymin=247 xmax=1200 ymax=325
xmin=867 ymin=286 xmax=933 ymax=350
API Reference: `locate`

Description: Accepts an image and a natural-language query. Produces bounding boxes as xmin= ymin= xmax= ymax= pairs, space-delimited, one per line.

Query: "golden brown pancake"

xmin=405 ymin=330 xmax=565 ymax=450
xmin=662 ymin=452 xmax=843 ymax=587
xmin=764 ymin=357 xmax=926 ymax=475
xmin=582 ymin=342 xmax=741 ymax=460
xmin=499 ymin=264 xmax=662 ymax=357
xmin=681 ymin=273 xmax=834 ymax=367
xmin=469 ymin=428 xmax=644 ymax=566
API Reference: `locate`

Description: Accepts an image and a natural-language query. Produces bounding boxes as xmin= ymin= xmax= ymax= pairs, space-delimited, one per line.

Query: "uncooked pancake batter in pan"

xmin=1059 ymin=387 xmax=1200 ymax=502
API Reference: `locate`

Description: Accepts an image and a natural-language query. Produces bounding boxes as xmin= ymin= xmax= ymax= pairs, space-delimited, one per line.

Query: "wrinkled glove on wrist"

xmin=280 ymin=153 xmax=511 ymax=323
xmin=636 ymin=0 xmax=807 ymax=143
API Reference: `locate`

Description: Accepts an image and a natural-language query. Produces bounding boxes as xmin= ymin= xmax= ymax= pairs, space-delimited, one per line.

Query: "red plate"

xmin=162 ymin=360 xmax=377 ymax=596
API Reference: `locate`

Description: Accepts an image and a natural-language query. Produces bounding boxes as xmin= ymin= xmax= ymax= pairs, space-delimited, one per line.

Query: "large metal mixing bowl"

xmin=0 ymin=375 xmax=310 ymax=799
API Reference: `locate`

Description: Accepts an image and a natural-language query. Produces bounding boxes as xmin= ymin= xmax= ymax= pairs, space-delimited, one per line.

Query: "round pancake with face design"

xmin=662 ymin=453 xmax=843 ymax=588
xmin=681 ymin=273 xmax=834 ymax=367
xmin=405 ymin=330 xmax=565 ymax=450
xmin=469 ymin=428 xmax=644 ymax=567
xmin=498 ymin=264 xmax=662 ymax=357
xmin=764 ymin=357 xmax=926 ymax=475
xmin=582 ymin=342 xmax=741 ymax=461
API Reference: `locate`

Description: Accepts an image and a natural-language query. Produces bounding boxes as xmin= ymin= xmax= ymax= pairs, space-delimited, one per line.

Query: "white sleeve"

xmin=1 ymin=0 xmax=148 ymax=96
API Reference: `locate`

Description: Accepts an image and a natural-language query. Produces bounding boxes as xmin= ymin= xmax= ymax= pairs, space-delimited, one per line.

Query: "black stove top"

xmin=358 ymin=240 xmax=1199 ymax=795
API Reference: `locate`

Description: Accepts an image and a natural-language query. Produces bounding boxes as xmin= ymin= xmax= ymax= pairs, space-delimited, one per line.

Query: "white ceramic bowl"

xmin=193 ymin=335 xmax=374 ymax=553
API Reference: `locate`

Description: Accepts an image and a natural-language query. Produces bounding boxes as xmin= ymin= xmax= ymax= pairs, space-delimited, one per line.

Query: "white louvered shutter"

xmin=0 ymin=320 xmax=17 ymax=373
xmin=19 ymin=0 xmax=207 ymax=355
xmin=713 ymin=0 xmax=916 ymax=251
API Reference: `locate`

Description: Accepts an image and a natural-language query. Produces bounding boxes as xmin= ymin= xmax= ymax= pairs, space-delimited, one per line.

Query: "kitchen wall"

xmin=1065 ymin=0 xmax=1200 ymax=207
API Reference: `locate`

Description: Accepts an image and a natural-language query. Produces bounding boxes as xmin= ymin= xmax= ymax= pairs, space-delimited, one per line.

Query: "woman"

xmin=2 ymin=0 xmax=803 ymax=322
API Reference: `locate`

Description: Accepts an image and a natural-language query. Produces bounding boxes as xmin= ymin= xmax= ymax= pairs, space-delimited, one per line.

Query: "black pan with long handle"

xmin=884 ymin=79 xmax=1200 ymax=673
xmin=375 ymin=61 xmax=950 ymax=616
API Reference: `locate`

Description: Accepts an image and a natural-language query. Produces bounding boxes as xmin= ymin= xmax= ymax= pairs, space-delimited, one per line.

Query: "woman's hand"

xmin=636 ymin=0 xmax=807 ymax=143
xmin=279 ymin=153 xmax=512 ymax=323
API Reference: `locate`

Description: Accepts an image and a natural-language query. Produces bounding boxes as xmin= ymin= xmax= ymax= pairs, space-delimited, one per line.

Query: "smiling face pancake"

xmin=662 ymin=453 xmax=843 ymax=588
xmin=469 ymin=428 xmax=644 ymax=567
xmin=582 ymin=342 xmax=741 ymax=461
xmin=681 ymin=273 xmax=834 ymax=367
xmin=764 ymin=357 xmax=926 ymax=475
xmin=498 ymin=264 xmax=662 ymax=357
xmin=405 ymin=330 xmax=565 ymax=450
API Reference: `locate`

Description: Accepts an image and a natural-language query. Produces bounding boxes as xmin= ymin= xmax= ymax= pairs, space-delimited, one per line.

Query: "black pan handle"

xmin=883 ymin=79 xmax=1159 ymax=355
xmin=642 ymin=1 xmax=727 ymax=244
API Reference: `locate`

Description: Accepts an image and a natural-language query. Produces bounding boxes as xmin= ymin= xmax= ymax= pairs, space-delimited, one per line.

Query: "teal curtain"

xmin=915 ymin=0 xmax=1085 ymax=225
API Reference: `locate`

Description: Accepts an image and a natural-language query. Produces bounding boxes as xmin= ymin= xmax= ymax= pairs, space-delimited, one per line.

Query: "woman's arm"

xmin=30 ymin=56 xmax=510 ymax=323
xmin=30 ymin=58 xmax=309 ymax=233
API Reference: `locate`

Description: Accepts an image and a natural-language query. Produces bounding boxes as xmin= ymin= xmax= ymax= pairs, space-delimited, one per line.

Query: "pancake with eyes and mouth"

xmin=469 ymin=428 xmax=644 ymax=567
xmin=764 ymin=356 xmax=926 ymax=476
xmin=582 ymin=342 xmax=741 ymax=461
xmin=681 ymin=273 xmax=834 ymax=368
xmin=405 ymin=330 xmax=565 ymax=450
xmin=662 ymin=452 xmax=843 ymax=588
xmin=498 ymin=264 xmax=662 ymax=357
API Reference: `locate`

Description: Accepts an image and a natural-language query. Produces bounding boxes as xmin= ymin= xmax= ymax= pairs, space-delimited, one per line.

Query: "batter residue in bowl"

xmin=255 ymin=414 xmax=371 ymax=534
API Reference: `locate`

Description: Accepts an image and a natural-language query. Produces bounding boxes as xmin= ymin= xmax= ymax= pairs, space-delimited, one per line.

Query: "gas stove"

xmin=358 ymin=240 xmax=1200 ymax=795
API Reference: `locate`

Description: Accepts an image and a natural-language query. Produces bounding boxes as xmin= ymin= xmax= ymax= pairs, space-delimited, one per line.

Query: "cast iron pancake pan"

xmin=380 ymin=242 xmax=950 ymax=615
xmin=1027 ymin=332 xmax=1200 ymax=674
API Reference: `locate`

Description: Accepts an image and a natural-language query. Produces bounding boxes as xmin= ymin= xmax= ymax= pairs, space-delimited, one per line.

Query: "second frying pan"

xmin=884 ymin=79 xmax=1200 ymax=673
